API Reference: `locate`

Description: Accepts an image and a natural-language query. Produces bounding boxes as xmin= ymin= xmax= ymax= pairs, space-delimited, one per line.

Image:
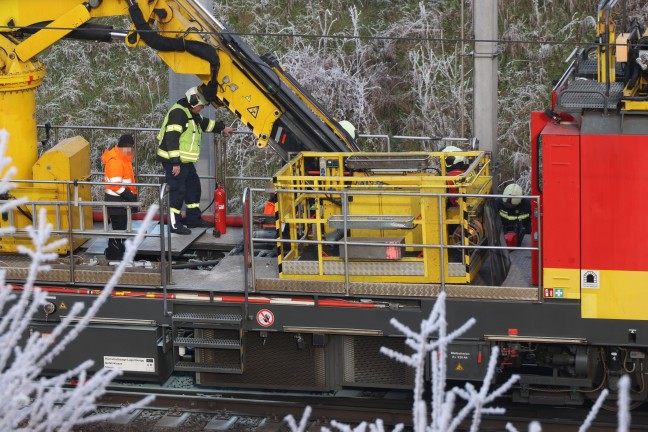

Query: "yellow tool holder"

xmin=272 ymin=151 xmax=492 ymax=284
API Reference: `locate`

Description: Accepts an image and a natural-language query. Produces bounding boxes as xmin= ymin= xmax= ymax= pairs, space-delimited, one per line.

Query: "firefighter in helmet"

xmin=497 ymin=183 xmax=531 ymax=246
xmin=442 ymin=145 xmax=469 ymax=207
xmin=442 ymin=146 xmax=470 ymax=261
xmin=157 ymin=86 xmax=234 ymax=234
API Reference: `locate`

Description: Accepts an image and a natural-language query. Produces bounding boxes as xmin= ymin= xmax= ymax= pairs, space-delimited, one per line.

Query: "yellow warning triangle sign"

xmin=247 ymin=106 xmax=259 ymax=118
xmin=59 ymin=301 xmax=67 ymax=310
xmin=455 ymin=363 xmax=464 ymax=371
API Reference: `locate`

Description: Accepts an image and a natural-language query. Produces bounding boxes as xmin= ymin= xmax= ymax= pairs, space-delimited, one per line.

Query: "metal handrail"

xmin=2 ymin=179 xmax=166 ymax=287
xmin=159 ymin=183 xmax=173 ymax=316
xmin=247 ymin=185 xmax=541 ymax=296
xmin=242 ymin=187 xmax=252 ymax=317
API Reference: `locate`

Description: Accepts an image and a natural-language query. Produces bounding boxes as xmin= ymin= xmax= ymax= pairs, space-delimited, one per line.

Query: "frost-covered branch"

xmin=379 ymin=291 xmax=521 ymax=432
xmin=284 ymin=405 xmax=312 ymax=432
xmin=324 ymin=419 xmax=405 ymax=432
xmin=0 ymin=130 xmax=155 ymax=431
xmin=616 ymin=375 xmax=631 ymax=432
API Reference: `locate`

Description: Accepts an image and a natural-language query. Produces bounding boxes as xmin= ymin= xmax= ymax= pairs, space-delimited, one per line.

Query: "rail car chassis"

xmin=6 ymin=148 xmax=647 ymax=408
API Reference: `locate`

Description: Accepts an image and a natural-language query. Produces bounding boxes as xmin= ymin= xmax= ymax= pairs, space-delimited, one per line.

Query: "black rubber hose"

xmin=172 ymin=259 xmax=220 ymax=269
xmin=19 ymin=22 xmax=115 ymax=43
xmin=127 ymin=3 xmax=220 ymax=98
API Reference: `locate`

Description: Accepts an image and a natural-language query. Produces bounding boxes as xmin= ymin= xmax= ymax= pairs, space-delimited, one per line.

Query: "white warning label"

xmin=104 ymin=356 xmax=155 ymax=373
xmin=581 ymin=270 xmax=600 ymax=288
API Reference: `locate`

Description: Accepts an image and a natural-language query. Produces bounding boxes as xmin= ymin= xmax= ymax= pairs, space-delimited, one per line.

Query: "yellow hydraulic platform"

xmin=272 ymin=151 xmax=492 ymax=285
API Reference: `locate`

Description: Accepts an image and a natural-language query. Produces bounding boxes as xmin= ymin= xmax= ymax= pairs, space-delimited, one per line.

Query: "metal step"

xmin=174 ymin=337 xmax=241 ymax=350
xmin=172 ymin=312 xmax=242 ymax=326
xmin=174 ymin=361 xmax=243 ymax=374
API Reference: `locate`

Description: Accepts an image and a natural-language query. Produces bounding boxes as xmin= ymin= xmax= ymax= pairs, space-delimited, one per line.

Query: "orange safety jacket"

xmin=262 ymin=200 xmax=276 ymax=228
xmin=102 ymin=147 xmax=137 ymax=196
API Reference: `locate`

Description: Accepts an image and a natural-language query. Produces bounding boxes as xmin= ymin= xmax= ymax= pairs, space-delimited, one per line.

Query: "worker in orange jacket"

xmin=102 ymin=134 xmax=138 ymax=260
xmin=252 ymin=193 xmax=278 ymax=257
xmin=262 ymin=194 xmax=277 ymax=227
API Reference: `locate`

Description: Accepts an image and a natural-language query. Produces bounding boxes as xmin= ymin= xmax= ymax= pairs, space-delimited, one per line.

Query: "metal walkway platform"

xmin=255 ymin=244 xmax=538 ymax=301
xmin=557 ymin=80 xmax=623 ymax=110
xmin=1 ymin=218 xmax=538 ymax=301
xmin=169 ymin=255 xmax=276 ymax=292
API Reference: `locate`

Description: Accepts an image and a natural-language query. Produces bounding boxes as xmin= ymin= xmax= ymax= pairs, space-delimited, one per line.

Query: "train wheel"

xmin=585 ymin=347 xmax=646 ymax=411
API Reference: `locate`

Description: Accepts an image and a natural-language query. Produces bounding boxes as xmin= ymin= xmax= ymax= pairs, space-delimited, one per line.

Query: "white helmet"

xmin=186 ymin=86 xmax=208 ymax=108
xmin=441 ymin=145 xmax=466 ymax=167
xmin=338 ymin=120 xmax=356 ymax=139
xmin=503 ymin=183 xmax=523 ymax=206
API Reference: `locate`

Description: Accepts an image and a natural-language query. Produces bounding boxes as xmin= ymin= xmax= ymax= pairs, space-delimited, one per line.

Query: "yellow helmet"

xmin=441 ymin=145 xmax=466 ymax=167
xmin=503 ymin=183 xmax=523 ymax=206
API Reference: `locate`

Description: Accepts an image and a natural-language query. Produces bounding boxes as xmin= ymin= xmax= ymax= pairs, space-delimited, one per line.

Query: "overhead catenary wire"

xmin=0 ymin=24 xmax=610 ymax=49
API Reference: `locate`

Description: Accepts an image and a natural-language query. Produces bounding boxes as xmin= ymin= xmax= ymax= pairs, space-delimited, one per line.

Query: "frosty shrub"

xmin=0 ymin=130 xmax=155 ymax=431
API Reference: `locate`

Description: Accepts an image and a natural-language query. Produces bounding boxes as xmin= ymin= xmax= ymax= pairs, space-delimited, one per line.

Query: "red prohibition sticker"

xmin=256 ymin=309 xmax=275 ymax=327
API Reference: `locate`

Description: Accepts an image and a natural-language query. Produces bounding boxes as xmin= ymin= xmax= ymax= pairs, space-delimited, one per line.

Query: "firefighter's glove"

xmin=120 ymin=189 xmax=137 ymax=202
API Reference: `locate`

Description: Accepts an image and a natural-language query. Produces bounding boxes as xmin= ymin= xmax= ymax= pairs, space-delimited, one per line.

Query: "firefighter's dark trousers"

xmin=162 ymin=161 xmax=202 ymax=224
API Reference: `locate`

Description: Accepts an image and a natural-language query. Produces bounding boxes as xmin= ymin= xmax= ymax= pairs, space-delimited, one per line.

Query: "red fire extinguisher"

xmin=214 ymin=181 xmax=227 ymax=236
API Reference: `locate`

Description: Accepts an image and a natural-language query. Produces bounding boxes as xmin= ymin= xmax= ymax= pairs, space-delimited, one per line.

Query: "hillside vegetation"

xmin=35 ymin=1 xmax=648 ymax=193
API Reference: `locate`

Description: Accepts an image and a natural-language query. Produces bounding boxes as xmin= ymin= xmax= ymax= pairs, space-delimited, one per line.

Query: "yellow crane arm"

xmin=0 ymin=0 xmax=358 ymax=160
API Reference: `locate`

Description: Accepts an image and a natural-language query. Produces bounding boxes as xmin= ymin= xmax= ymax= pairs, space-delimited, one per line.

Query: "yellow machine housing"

xmin=272 ymin=151 xmax=492 ymax=285
xmin=0 ymin=136 xmax=92 ymax=253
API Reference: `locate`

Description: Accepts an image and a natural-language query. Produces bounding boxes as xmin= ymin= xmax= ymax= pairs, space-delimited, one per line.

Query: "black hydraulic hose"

xmin=127 ymin=2 xmax=220 ymax=99
xmin=0 ymin=194 xmax=33 ymax=222
xmin=172 ymin=259 xmax=220 ymax=269
xmin=17 ymin=22 xmax=115 ymax=43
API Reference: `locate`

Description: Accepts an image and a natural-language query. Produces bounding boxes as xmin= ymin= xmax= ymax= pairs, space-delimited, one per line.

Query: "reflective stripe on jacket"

xmin=102 ymin=147 xmax=136 ymax=196
xmin=499 ymin=209 xmax=530 ymax=221
xmin=157 ymin=103 xmax=217 ymax=163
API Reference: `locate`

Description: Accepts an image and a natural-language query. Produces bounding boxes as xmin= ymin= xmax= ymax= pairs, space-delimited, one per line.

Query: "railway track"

xmin=73 ymin=377 xmax=648 ymax=431
xmin=79 ymin=377 xmax=414 ymax=431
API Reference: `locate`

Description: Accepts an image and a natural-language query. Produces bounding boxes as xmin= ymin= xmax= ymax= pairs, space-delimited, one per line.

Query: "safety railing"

xmin=0 ymin=179 xmax=171 ymax=289
xmin=243 ymin=185 xmax=542 ymax=302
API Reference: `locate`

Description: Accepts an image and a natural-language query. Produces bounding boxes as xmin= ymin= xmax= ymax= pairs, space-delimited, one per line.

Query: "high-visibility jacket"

xmin=156 ymin=101 xmax=220 ymax=164
xmin=262 ymin=200 xmax=276 ymax=228
xmin=498 ymin=198 xmax=531 ymax=231
xmin=102 ymin=147 xmax=136 ymax=196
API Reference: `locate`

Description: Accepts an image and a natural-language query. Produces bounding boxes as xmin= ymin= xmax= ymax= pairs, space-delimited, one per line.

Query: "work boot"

xmin=171 ymin=223 xmax=192 ymax=235
xmin=105 ymin=239 xmax=124 ymax=260
xmin=170 ymin=212 xmax=192 ymax=235
xmin=185 ymin=219 xmax=213 ymax=228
